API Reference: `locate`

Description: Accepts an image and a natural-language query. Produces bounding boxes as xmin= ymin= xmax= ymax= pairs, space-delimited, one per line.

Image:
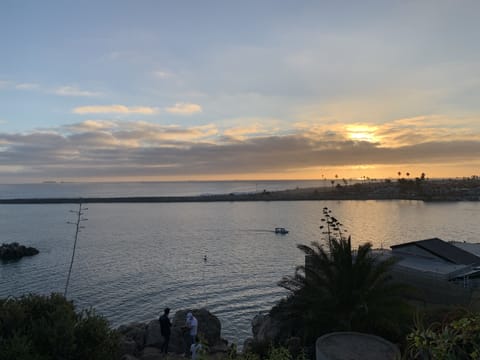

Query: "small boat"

xmin=275 ymin=227 xmax=289 ymax=234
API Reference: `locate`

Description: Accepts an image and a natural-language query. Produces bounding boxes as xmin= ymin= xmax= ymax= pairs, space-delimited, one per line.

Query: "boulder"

xmin=251 ymin=313 xmax=282 ymax=343
xmin=169 ymin=319 xmax=188 ymax=354
xmin=243 ymin=338 xmax=254 ymax=354
xmin=121 ymin=355 xmax=139 ymax=360
xmin=174 ymin=308 xmax=221 ymax=345
xmin=170 ymin=308 xmax=223 ymax=353
xmin=210 ymin=338 xmax=229 ymax=353
xmin=251 ymin=313 xmax=268 ymax=339
xmin=117 ymin=309 xmax=226 ymax=356
xmin=286 ymin=337 xmax=302 ymax=358
xmin=0 ymin=242 xmax=39 ymax=261
xmin=145 ymin=319 xmax=163 ymax=348
xmin=140 ymin=347 xmax=163 ymax=360
xmin=119 ymin=336 xmax=138 ymax=356
xmin=118 ymin=322 xmax=147 ymax=352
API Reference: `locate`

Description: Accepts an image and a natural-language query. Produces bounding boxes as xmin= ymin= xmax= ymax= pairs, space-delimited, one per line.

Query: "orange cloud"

xmin=223 ymin=124 xmax=268 ymax=140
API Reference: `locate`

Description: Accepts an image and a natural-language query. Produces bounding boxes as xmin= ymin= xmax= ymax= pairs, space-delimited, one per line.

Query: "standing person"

xmin=159 ymin=307 xmax=172 ymax=354
xmin=185 ymin=312 xmax=198 ymax=355
xmin=190 ymin=336 xmax=202 ymax=360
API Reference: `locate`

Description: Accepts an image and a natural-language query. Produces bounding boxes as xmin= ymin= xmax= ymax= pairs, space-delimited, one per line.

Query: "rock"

xmin=251 ymin=313 xmax=267 ymax=339
xmin=117 ymin=309 xmax=226 ymax=356
xmin=140 ymin=347 xmax=163 ymax=360
xmin=210 ymin=339 xmax=229 ymax=353
xmin=145 ymin=319 xmax=163 ymax=348
xmin=118 ymin=322 xmax=145 ymax=335
xmin=169 ymin=320 xmax=188 ymax=354
xmin=251 ymin=313 xmax=282 ymax=343
xmin=0 ymin=242 xmax=39 ymax=261
xmin=119 ymin=336 xmax=138 ymax=356
xmin=286 ymin=337 xmax=302 ymax=357
xmin=170 ymin=308 xmax=223 ymax=353
xmin=118 ymin=322 xmax=147 ymax=352
xmin=243 ymin=338 xmax=254 ymax=354
xmin=175 ymin=308 xmax=221 ymax=345
xmin=121 ymin=355 xmax=139 ymax=360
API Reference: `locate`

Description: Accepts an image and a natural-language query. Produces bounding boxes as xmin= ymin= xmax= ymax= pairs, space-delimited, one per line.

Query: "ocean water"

xmin=1 ymin=182 xmax=479 ymax=346
xmin=0 ymin=180 xmax=330 ymax=199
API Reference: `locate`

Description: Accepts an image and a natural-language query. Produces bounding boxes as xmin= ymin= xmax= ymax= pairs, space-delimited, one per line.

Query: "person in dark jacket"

xmin=159 ymin=307 xmax=172 ymax=354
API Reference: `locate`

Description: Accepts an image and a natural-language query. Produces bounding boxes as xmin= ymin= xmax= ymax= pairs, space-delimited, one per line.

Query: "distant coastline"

xmin=1 ymin=178 xmax=478 ymax=204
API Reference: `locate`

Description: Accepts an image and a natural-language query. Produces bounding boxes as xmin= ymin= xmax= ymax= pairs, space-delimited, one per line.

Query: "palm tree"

xmin=277 ymin=217 xmax=411 ymax=342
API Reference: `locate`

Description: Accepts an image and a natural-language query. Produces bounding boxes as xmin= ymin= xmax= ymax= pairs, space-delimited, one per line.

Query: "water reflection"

xmin=1 ymin=200 xmax=478 ymax=345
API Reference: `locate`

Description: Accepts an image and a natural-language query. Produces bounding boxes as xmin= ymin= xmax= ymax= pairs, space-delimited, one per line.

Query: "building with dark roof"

xmin=391 ymin=237 xmax=480 ymax=266
xmin=372 ymin=238 xmax=480 ymax=306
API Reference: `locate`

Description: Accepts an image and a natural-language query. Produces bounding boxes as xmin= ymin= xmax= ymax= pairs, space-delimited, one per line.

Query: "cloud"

xmin=73 ymin=105 xmax=159 ymax=115
xmin=0 ymin=80 xmax=12 ymax=88
xmin=15 ymin=83 xmax=39 ymax=90
xmin=0 ymin=81 xmax=103 ymax=98
xmin=294 ymin=115 xmax=480 ymax=149
xmin=63 ymin=120 xmax=118 ymax=132
xmin=0 ymin=116 xmax=478 ymax=181
xmin=223 ymin=124 xmax=269 ymax=140
xmin=165 ymin=103 xmax=202 ymax=115
xmin=153 ymin=71 xmax=173 ymax=79
xmin=53 ymin=86 xmax=102 ymax=97
xmin=63 ymin=120 xmax=217 ymax=148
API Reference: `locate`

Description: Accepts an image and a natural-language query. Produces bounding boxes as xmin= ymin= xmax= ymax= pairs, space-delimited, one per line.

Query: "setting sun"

xmin=346 ymin=125 xmax=379 ymax=143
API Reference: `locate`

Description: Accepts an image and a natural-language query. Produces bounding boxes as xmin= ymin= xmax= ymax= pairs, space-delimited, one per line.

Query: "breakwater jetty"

xmin=1 ymin=178 xmax=478 ymax=204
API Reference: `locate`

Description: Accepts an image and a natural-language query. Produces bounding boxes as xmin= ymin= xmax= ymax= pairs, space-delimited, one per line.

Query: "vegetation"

xmin=275 ymin=207 xmax=412 ymax=344
xmin=406 ymin=310 xmax=480 ymax=359
xmin=230 ymin=344 xmax=306 ymax=360
xmin=0 ymin=293 xmax=119 ymax=360
xmin=397 ymin=172 xmax=427 ymax=196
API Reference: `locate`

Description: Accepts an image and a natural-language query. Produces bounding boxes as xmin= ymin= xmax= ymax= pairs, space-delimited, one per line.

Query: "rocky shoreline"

xmin=1 ymin=179 xmax=479 ymax=204
xmin=117 ymin=309 xmax=307 ymax=360
xmin=117 ymin=309 xmax=232 ymax=360
xmin=116 ymin=308 xmax=397 ymax=360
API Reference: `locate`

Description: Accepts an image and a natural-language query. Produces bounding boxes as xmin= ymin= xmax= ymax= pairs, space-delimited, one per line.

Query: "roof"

xmin=395 ymin=256 xmax=468 ymax=277
xmin=391 ymin=238 xmax=480 ymax=265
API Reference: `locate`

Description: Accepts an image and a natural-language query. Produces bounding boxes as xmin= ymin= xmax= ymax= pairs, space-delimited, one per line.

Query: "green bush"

xmin=406 ymin=311 xmax=480 ymax=359
xmin=238 ymin=344 xmax=306 ymax=360
xmin=0 ymin=293 xmax=119 ymax=360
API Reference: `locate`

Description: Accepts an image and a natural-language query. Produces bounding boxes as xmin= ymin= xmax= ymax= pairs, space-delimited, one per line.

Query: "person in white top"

xmin=185 ymin=312 xmax=198 ymax=355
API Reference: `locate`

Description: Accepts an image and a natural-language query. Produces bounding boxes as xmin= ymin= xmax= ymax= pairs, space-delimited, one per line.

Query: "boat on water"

xmin=275 ymin=227 xmax=289 ymax=234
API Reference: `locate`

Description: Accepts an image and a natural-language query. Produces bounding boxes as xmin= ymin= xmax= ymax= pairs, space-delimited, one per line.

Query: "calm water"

xmin=1 ymin=182 xmax=479 ymax=346
xmin=0 ymin=180 xmax=330 ymax=199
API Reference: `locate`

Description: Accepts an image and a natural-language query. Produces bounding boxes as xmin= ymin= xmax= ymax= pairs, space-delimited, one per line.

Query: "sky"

xmin=1 ymin=0 xmax=479 ymax=183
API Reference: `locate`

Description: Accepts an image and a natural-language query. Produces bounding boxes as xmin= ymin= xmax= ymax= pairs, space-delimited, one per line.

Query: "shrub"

xmin=406 ymin=311 xmax=480 ymax=359
xmin=0 ymin=293 xmax=119 ymax=360
xmin=238 ymin=344 xmax=307 ymax=360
